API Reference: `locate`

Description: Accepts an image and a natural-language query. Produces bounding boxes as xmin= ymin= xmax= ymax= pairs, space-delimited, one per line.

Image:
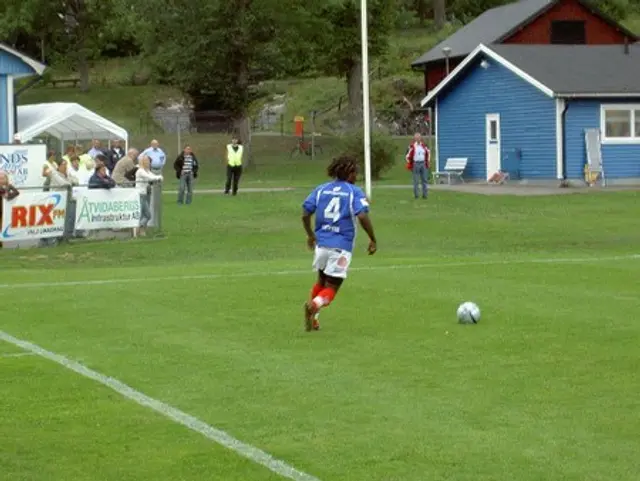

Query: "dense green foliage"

xmin=343 ymin=131 xmax=400 ymax=180
xmin=1 ymin=0 xmax=639 ymax=127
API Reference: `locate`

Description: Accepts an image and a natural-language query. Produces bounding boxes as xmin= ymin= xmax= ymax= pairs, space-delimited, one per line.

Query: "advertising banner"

xmin=1 ymin=190 xmax=67 ymax=240
xmin=0 ymin=144 xmax=47 ymax=188
xmin=75 ymin=188 xmax=140 ymax=230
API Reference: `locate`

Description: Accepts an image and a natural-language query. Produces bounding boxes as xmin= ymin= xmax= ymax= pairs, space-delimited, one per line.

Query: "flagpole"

xmin=360 ymin=0 xmax=372 ymax=200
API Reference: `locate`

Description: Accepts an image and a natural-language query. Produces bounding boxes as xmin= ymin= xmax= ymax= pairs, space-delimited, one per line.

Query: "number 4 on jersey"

xmin=323 ymin=196 xmax=341 ymax=222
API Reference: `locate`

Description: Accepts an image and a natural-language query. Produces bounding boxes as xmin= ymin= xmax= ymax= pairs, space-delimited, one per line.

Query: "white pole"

xmin=177 ymin=115 xmax=181 ymax=155
xmin=360 ymin=0 xmax=372 ymax=200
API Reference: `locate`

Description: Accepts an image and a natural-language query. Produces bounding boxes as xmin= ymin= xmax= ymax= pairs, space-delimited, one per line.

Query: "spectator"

xmin=108 ymin=139 xmax=126 ymax=172
xmin=139 ymin=139 xmax=166 ymax=174
xmin=93 ymin=153 xmax=112 ymax=176
xmin=12 ymin=134 xmax=21 ymax=144
xmin=78 ymin=158 xmax=95 ymax=186
xmin=42 ymin=154 xmax=59 ymax=191
xmin=47 ymin=150 xmax=58 ymax=166
xmin=224 ymin=135 xmax=243 ymax=196
xmin=88 ymin=139 xmax=106 ymax=159
xmin=74 ymin=145 xmax=92 ymax=169
xmin=405 ymin=132 xmax=430 ymax=199
xmin=136 ymin=155 xmax=163 ymax=236
xmin=0 ymin=171 xmax=19 ymax=198
xmin=173 ymin=145 xmax=198 ymax=205
xmin=112 ymin=148 xmax=139 ymax=185
xmin=62 ymin=145 xmax=75 ymax=164
xmin=0 ymin=171 xmax=19 ymax=249
xmin=41 ymin=161 xmax=72 ymax=247
xmin=89 ymin=164 xmax=116 ymax=189
xmin=48 ymin=159 xmax=78 ymax=188
xmin=49 ymin=161 xmax=79 ymax=240
xmin=68 ymin=155 xmax=84 ymax=180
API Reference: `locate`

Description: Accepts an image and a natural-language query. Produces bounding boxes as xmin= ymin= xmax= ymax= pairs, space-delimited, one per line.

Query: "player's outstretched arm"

xmin=301 ymin=209 xmax=316 ymax=250
xmin=357 ymin=212 xmax=377 ymax=255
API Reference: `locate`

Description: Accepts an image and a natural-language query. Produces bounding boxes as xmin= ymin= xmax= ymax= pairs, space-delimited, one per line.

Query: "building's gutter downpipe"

xmin=560 ymin=97 xmax=570 ymax=187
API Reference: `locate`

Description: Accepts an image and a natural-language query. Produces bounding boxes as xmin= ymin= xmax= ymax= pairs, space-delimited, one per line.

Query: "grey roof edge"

xmin=497 ymin=0 xmax=640 ymax=44
xmin=411 ymin=0 xmax=640 ymax=69
xmin=411 ymin=0 xmax=555 ymax=68
xmin=420 ymin=44 xmax=640 ymax=107
xmin=0 ymin=42 xmax=47 ymax=76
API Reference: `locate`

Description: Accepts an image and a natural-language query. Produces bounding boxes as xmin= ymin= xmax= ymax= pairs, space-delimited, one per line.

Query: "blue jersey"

xmin=302 ymin=180 xmax=370 ymax=252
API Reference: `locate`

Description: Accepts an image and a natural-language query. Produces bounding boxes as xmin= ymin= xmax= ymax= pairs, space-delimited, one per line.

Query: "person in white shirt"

xmin=41 ymin=156 xmax=58 ymax=191
xmin=41 ymin=160 xmax=79 ymax=242
xmin=405 ymin=132 xmax=430 ymax=199
xmin=139 ymin=139 xmax=166 ymax=174
xmin=47 ymin=160 xmax=78 ymax=188
xmin=135 ymin=155 xmax=163 ymax=236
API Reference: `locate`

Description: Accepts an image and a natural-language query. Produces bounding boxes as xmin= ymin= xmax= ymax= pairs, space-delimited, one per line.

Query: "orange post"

xmin=294 ymin=116 xmax=304 ymax=138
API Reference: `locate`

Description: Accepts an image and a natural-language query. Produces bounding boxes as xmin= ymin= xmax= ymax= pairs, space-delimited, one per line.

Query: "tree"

xmin=61 ymin=0 xmax=119 ymax=91
xmin=0 ymin=0 xmax=62 ymax=62
xmin=433 ymin=0 xmax=446 ymax=29
xmin=139 ymin=0 xmax=317 ymax=164
xmin=315 ymin=0 xmax=396 ymax=118
xmin=0 ymin=0 xmax=119 ymax=91
xmin=415 ymin=0 xmax=431 ymax=25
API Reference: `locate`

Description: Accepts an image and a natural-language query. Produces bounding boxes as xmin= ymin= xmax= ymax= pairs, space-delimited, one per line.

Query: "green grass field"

xmin=1 ymin=170 xmax=639 ymax=481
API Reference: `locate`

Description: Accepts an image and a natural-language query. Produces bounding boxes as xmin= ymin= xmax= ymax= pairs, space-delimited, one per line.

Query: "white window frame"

xmin=600 ymin=104 xmax=640 ymax=144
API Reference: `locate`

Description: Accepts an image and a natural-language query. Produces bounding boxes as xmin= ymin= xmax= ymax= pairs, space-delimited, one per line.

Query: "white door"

xmin=485 ymin=113 xmax=501 ymax=179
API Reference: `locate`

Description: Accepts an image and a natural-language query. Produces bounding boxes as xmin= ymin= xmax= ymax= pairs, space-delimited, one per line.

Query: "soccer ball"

xmin=457 ymin=302 xmax=480 ymax=324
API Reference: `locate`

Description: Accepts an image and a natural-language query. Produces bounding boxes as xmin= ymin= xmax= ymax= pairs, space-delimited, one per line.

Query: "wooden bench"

xmin=433 ymin=157 xmax=468 ymax=184
xmin=49 ymin=78 xmax=81 ymax=88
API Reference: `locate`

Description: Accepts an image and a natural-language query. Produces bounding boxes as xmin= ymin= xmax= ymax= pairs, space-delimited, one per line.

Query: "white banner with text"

xmin=74 ymin=188 xmax=141 ymax=230
xmin=0 ymin=144 xmax=48 ymax=188
xmin=1 ymin=190 xmax=68 ymax=241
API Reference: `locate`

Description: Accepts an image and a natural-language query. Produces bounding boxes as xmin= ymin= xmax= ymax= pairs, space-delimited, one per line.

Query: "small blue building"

xmin=0 ymin=43 xmax=46 ymax=144
xmin=421 ymin=43 xmax=640 ymax=182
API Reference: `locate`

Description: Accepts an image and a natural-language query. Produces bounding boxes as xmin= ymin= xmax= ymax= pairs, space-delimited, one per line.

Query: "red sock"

xmin=310 ymin=283 xmax=323 ymax=300
xmin=312 ymin=287 xmax=336 ymax=308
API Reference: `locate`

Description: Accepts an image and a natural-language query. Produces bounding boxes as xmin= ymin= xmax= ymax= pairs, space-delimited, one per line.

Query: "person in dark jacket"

xmin=89 ymin=165 xmax=116 ymax=189
xmin=108 ymin=139 xmax=126 ymax=172
xmin=173 ymin=145 xmax=199 ymax=205
xmin=0 ymin=171 xmax=19 ymax=248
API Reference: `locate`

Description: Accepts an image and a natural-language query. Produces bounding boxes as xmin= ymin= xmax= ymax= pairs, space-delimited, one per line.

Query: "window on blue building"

xmin=602 ymin=106 xmax=640 ymax=142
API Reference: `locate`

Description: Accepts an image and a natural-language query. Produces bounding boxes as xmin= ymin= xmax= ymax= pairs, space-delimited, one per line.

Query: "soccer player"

xmin=301 ymin=155 xmax=377 ymax=331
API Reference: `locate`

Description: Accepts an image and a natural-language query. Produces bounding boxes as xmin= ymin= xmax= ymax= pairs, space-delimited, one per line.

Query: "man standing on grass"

xmin=224 ymin=136 xmax=243 ymax=196
xmin=301 ymin=155 xmax=377 ymax=331
xmin=405 ymin=132 xmax=430 ymax=199
xmin=174 ymin=145 xmax=199 ymax=205
xmin=140 ymin=140 xmax=166 ymax=175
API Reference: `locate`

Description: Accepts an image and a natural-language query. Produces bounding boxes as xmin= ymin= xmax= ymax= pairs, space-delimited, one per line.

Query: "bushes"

xmin=342 ymin=131 xmax=399 ymax=180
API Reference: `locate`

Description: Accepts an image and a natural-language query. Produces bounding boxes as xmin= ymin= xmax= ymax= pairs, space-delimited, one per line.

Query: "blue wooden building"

xmin=421 ymin=43 xmax=640 ymax=182
xmin=0 ymin=44 xmax=46 ymax=144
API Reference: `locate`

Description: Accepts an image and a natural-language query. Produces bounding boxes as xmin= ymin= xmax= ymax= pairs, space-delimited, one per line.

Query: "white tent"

xmin=16 ymin=102 xmax=128 ymax=148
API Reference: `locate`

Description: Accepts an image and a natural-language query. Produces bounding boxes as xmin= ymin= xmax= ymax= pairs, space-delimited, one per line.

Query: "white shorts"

xmin=312 ymin=247 xmax=352 ymax=279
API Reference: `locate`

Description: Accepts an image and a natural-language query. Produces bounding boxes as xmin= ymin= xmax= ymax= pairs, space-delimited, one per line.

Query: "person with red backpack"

xmin=405 ymin=133 xmax=430 ymax=199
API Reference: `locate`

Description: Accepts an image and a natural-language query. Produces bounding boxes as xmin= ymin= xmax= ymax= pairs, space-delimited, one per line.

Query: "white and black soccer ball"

xmin=457 ymin=301 xmax=480 ymax=324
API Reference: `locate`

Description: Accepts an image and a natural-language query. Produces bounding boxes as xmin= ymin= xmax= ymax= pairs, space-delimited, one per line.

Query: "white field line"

xmin=0 ymin=253 xmax=639 ymax=290
xmin=0 ymin=330 xmax=322 ymax=481
xmin=0 ymin=351 xmax=35 ymax=358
